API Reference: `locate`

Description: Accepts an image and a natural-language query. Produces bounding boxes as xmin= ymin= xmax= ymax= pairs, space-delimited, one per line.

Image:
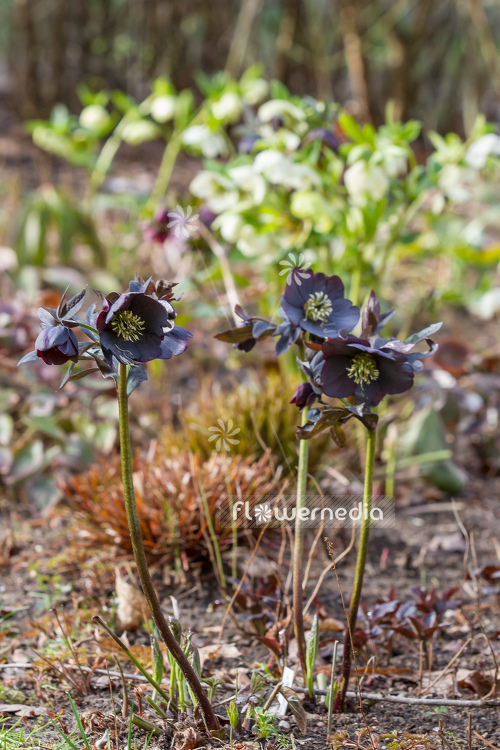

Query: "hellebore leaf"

xmin=38 ymin=308 xmax=58 ymax=327
xmin=398 ymin=404 xmax=466 ymax=492
xmin=59 ymin=361 xmax=76 ymax=389
xmin=296 ymin=407 xmax=351 ymax=440
xmin=127 ymin=364 xmax=148 ymax=395
xmin=404 ymin=322 xmax=442 ymax=346
xmin=215 ymin=324 xmax=254 ymax=344
xmin=234 ymin=304 xmax=252 ymax=322
xmin=18 ymin=350 xmax=39 ymax=365
xmin=68 ymin=367 xmax=101 ymax=382
xmin=60 ymin=286 xmax=87 ymax=320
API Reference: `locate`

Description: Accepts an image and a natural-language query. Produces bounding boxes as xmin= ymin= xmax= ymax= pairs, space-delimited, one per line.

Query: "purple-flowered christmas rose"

xmin=143 ymin=206 xmax=170 ymax=243
xmin=321 ymin=335 xmax=414 ymax=407
xmin=96 ymin=288 xmax=192 ymax=367
xmin=35 ymin=325 xmax=79 ymax=365
xmin=303 ymin=128 xmax=341 ymax=151
xmin=281 ymin=269 xmax=359 ymax=340
xmin=290 ymin=381 xmax=317 ymax=412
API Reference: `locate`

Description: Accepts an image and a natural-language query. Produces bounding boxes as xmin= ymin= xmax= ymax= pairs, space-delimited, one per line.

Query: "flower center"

xmin=111 ymin=310 xmax=146 ymax=342
xmin=347 ymin=353 xmax=379 ymax=387
xmin=303 ymin=291 xmax=333 ymax=323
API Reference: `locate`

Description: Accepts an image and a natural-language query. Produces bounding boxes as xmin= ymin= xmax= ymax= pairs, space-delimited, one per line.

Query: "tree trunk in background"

xmin=14 ymin=0 xmax=40 ymax=116
xmin=338 ymin=0 xmax=372 ymax=123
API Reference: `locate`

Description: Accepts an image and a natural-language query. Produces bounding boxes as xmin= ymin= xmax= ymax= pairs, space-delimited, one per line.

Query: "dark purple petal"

xmin=290 ymin=382 xmax=316 ymax=411
xmin=129 ymin=295 xmax=168 ymax=335
xmin=35 ymin=325 xmax=79 ymax=365
xmin=320 ymin=355 xmax=356 ymax=398
xmin=376 ymin=352 xmax=414 ymax=396
xmin=322 ymin=335 xmax=367 ymax=359
xmin=99 ymin=329 xmax=162 ymax=364
xmin=105 ymin=292 xmax=137 ymax=322
xmin=158 ymin=326 xmax=192 ymax=359
xmin=236 ymin=338 xmax=256 ymax=352
xmin=275 ymin=320 xmax=301 ymax=356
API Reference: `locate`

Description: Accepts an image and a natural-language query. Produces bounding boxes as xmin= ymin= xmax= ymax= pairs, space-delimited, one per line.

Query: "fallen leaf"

xmin=319 ymin=617 xmax=344 ymax=632
xmin=115 ymin=569 xmax=146 ymax=631
xmin=198 ymin=643 xmax=242 ymax=668
xmin=173 ymin=726 xmax=205 ymax=750
xmin=0 ymin=704 xmax=45 ymax=716
xmin=457 ymin=669 xmax=498 ymax=697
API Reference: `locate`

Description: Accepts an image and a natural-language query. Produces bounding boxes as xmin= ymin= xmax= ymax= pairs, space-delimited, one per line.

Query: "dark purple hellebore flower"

xmin=290 ymin=381 xmax=317 ymax=412
xmin=304 ymin=128 xmax=341 ymax=151
xmin=321 ymin=335 xmax=414 ymax=408
xmin=96 ymin=287 xmax=192 ymax=367
xmin=281 ymin=269 xmax=359 ymax=340
xmin=143 ymin=206 xmax=170 ymax=243
xmin=35 ymin=325 xmax=79 ymax=365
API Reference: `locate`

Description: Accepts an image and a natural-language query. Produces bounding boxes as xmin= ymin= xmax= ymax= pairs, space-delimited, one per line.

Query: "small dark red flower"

xmin=35 ymin=325 xmax=79 ymax=365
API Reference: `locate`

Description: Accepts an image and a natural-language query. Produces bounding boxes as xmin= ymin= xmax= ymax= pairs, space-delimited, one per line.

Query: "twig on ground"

xmin=474 ymin=731 xmax=500 ymax=750
xmin=420 ymin=638 xmax=471 ymax=695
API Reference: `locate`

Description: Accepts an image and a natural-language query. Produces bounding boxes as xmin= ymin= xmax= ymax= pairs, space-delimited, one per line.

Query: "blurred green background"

xmin=3 ymin=0 xmax=500 ymax=132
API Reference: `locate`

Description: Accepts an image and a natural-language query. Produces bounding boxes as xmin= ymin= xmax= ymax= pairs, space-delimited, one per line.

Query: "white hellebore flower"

xmin=150 ymin=95 xmax=177 ymax=123
xmin=237 ymin=224 xmax=276 ymax=259
xmin=253 ymin=150 xmax=319 ymax=190
xmin=182 ymin=124 xmax=228 ymax=158
xmin=212 ymin=92 xmax=242 ymax=123
xmin=79 ymin=104 xmax=109 ymax=131
xmin=215 ymin=213 xmax=245 ymax=243
xmin=376 ymin=142 xmax=408 ymax=177
xmin=253 ymin=150 xmax=292 ymax=182
xmin=258 ymin=99 xmax=306 ymax=127
xmin=344 ymin=161 xmax=389 ymax=206
xmin=241 ymin=78 xmax=269 ymax=105
xmin=189 ymin=171 xmax=239 ymax=213
xmin=227 ymin=165 xmax=266 ymax=203
xmin=437 ymin=164 xmax=471 ymax=203
xmin=465 ymin=133 xmax=500 ymax=169
xmin=257 ymin=125 xmax=301 ymax=151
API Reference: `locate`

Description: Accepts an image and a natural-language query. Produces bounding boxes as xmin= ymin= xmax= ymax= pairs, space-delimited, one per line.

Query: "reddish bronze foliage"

xmin=65 ymin=448 xmax=282 ymax=565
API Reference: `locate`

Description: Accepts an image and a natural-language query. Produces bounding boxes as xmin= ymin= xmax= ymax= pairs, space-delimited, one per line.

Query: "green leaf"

xmin=214 ymin=324 xmax=253 ymax=344
xmin=23 ymin=416 xmax=66 ymax=442
xmin=399 ymin=405 xmax=466 ymax=492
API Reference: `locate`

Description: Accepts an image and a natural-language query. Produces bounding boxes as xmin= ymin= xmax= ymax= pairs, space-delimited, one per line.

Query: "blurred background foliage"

xmin=3 ymin=0 xmax=500 ymax=132
xmin=1 ymin=0 xmax=500 ymax=521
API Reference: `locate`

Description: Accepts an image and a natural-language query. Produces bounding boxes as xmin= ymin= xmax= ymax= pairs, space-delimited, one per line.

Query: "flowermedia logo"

xmin=218 ymin=494 xmax=395 ymax=529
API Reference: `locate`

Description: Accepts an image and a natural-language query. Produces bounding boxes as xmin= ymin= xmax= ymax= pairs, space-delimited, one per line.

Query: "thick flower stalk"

xmin=19 ymin=277 xmax=220 ymax=733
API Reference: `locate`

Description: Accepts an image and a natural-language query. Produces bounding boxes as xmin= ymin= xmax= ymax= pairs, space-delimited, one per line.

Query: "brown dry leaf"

xmin=457 ymin=669 xmax=498 ymax=697
xmin=0 ymin=704 xmax=45 ymax=716
xmin=198 ymin=642 xmax=242 ymax=668
xmin=319 ymin=617 xmax=344 ymax=632
xmin=174 ymin=726 xmax=205 ymax=750
xmin=352 ymin=666 xmax=417 ymax=681
xmin=279 ymin=687 xmax=307 ymax=735
xmin=96 ymin=636 xmax=152 ymax=665
xmin=427 ymin=532 xmax=466 ymax=553
xmin=115 ymin=569 xmax=146 ymax=631
xmin=80 ymin=710 xmax=116 ymax=732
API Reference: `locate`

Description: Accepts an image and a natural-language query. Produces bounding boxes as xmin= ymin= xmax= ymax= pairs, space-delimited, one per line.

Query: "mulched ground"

xmin=2 ymin=465 xmax=500 ymax=749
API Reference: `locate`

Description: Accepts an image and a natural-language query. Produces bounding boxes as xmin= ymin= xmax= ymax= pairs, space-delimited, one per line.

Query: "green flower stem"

xmin=151 ymin=132 xmax=182 ymax=200
xmin=293 ymin=408 xmax=310 ymax=683
xmin=117 ymin=363 xmax=220 ymax=732
xmin=334 ymin=423 xmax=376 ymax=713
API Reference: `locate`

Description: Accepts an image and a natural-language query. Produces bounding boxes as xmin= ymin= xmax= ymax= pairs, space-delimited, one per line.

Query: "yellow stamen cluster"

xmin=303 ymin=291 xmax=333 ymax=323
xmin=347 ymin=353 xmax=379 ymax=387
xmin=111 ymin=310 xmax=146 ymax=342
